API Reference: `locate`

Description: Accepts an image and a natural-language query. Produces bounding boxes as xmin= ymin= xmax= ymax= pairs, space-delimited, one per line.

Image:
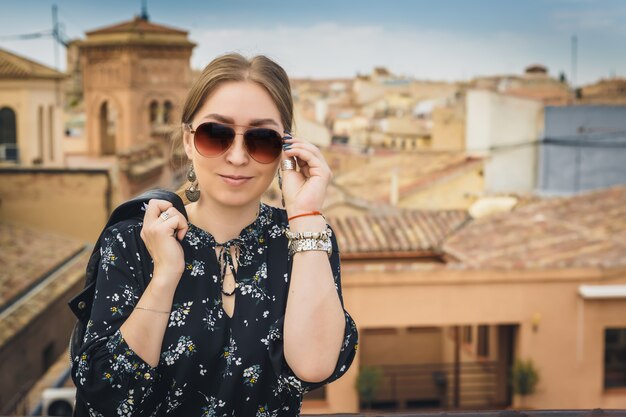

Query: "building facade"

xmin=73 ymin=16 xmax=195 ymax=157
xmin=539 ymin=105 xmax=626 ymax=195
xmin=0 ymin=48 xmax=66 ymax=167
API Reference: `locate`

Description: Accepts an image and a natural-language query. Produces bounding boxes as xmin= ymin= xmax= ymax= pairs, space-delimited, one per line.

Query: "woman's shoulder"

xmin=100 ymin=218 xmax=144 ymax=251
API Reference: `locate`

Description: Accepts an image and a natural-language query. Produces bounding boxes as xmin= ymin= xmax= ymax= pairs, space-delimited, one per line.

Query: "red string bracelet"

xmin=288 ymin=211 xmax=324 ymax=221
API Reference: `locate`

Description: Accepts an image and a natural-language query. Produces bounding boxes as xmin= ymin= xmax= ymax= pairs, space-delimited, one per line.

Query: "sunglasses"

xmin=186 ymin=122 xmax=283 ymax=164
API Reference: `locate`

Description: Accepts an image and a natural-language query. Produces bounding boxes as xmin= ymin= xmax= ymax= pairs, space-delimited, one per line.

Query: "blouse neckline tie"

xmin=216 ymin=238 xmax=244 ymax=296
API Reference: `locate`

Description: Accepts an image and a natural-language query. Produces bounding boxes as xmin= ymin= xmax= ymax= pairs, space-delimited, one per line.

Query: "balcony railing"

xmin=368 ymin=361 xmax=501 ymax=410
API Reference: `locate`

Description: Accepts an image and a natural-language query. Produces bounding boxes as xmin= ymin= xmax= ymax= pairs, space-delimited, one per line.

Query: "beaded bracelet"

xmin=285 ymin=224 xmax=332 ymax=257
xmin=284 ymin=226 xmax=332 ymax=240
xmin=288 ymin=236 xmax=332 ymax=257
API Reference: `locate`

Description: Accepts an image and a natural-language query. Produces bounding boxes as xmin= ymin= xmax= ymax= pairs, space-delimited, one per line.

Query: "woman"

xmin=71 ymin=53 xmax=358 ymax=416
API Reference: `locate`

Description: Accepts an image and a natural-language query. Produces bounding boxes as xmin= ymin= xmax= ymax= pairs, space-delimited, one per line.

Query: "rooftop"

xmin=79 ymin=16 xmax=195 ymax=48
xmin=327 ymin=209 xmax=469 ymax=259
xmin=333 ymin=152 xmax=483 ymax=203
xmin=443 ymin=185 xmax=626 ymax=269
xmin=86 ymin=16 xmax=188 ymax=36
xmin=0 ymin=249 xmax=89 ymax=350
xmin=0 ymin=221 xmax=85 ymax=310
xmin=0 ymin=48 xmax=66 ymax=80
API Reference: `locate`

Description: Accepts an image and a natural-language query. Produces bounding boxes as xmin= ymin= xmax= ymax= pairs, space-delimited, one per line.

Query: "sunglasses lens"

xmin=194 ymin=122 xmax=234 ymax=157
xmin=245 ymin=129 xmax=283 ymax=163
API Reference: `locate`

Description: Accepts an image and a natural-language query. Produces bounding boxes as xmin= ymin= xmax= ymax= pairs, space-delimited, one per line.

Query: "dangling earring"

xmin=185 ymin=162 xmax=200 ymax=202
xmin=276 ymin=169 xmax=285 ymax=208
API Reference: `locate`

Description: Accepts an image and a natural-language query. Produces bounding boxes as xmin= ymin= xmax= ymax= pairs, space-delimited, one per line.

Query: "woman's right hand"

xmin=140 ymin=199 xmax=189 ymax=286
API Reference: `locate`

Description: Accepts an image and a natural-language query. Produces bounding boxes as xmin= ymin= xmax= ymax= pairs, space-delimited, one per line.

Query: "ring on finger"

xmin=281 ymin=158 xmax=296 ymax=171
xmin=160 ymin=211 xmax=170 ymax=221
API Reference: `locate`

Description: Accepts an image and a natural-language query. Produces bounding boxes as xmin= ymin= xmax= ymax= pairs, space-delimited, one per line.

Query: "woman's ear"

xmin=182 ymin=123 xmax=193 ymax=160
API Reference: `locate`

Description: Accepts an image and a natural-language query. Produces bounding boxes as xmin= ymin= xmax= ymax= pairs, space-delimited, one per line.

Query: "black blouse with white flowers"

xmin=71 ymin=202 xmax=358 ymax=417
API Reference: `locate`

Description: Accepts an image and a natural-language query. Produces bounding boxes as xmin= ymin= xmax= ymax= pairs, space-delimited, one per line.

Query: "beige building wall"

xmin=379 ymin=116 xmax=425 ymax=136
xmin=466 ymin=90 xmax=544 ymax=193
xmin=431 ymin=105 xmax=466 ymax=151
xmin=0 ymin=169 xmax=113 ymax=242
xmin=321 ymin=148 xmax=371 ymax=176
xmin=332 ymin=115 xmax=370 ymax=138
xmin=0 ymin=79 xmax=65 ymax=167
xmin=293 ymin=112 xmax=332 ymax=147
xmin=323 ymin=266 xmax=626 ymax=412
xmin=399 ymin=164 xmax=484 ymax=210
xmin=409 ymin=81 xmax=459 ymax=102
xmin=0 ymin=258 xmax=87 ymax=415
xmin=361 ymin=327 xmax=443 ymax=366
xmin=353 ymin=78 xmax=387 ymax=105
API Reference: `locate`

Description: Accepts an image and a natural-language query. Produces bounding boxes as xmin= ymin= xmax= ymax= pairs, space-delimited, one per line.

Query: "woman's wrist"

xmin=287 ymin=213 xmax=327 ymax=233
xmin=147 ymin=270 xmax=181 ymax=296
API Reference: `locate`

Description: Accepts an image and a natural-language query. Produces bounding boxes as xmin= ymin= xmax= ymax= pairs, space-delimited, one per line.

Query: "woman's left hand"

xmin=280 ymin=133 xmax=333 ymax=217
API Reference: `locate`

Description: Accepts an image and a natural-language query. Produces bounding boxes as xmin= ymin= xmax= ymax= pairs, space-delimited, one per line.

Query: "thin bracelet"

xmin=135 ymin=306 xmax=170 ymax=315
xmin=288 ymin=211 xmax=324 ymax=222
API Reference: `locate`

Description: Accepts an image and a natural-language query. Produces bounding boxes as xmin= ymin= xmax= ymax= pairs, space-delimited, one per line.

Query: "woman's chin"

xmin=213 ymin=190 xmax=263 ymax=208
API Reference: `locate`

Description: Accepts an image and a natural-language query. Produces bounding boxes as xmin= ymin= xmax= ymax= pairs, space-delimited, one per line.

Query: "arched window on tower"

xmin=163 ymin=100 xmax=173 ymax=124
xmin=149 ymin=100 xmax=159 ymax=124
xmin=0 ymin=107 xmax=18 ymax=161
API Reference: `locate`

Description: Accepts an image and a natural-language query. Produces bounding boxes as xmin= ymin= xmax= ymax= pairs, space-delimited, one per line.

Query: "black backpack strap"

xmin=67 ymin=189 xmax=188 ymax=322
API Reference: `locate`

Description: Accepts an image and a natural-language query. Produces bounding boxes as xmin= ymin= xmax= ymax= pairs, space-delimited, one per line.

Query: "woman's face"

xmin=183 ymin=80 xmax=283 ymax=208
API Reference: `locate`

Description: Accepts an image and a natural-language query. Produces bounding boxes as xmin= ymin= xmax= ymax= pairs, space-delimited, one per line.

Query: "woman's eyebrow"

xmin=202 ymin=113 xmax=279 ymax=128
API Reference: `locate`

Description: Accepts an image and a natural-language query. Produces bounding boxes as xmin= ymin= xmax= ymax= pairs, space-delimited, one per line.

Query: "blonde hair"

xmin=171 ymin=53 xmax=294 ymax=204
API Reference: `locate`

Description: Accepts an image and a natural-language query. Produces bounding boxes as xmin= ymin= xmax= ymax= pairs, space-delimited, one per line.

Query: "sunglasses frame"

xmin=184 ymin=122 xmax=283 ymax=164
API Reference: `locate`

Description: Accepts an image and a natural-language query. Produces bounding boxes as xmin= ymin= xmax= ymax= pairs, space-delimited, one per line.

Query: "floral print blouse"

xmin=71 ymin=202 xmax=358 ymax=417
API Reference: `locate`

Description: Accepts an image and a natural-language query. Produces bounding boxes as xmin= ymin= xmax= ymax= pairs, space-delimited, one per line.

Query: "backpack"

xmin=67 ymin=188 xmax=188 ymax=416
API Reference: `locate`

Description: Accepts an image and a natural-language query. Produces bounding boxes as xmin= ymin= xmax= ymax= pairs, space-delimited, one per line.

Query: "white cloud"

xmin=0 ymin=21 xmax=616 ymax=85
xmin=189 ymin=22 xmax=574 ymax=82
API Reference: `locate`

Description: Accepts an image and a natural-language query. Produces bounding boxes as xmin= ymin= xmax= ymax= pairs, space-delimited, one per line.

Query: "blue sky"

xmin=0 ymin=0 xmax=624 ymax=85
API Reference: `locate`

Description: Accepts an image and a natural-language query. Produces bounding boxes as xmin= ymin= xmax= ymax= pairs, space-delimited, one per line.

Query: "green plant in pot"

xmin=355 ymin=366 xmax=383 ymax=410
xmin=510 ymin=358 xmax=539 ymax=408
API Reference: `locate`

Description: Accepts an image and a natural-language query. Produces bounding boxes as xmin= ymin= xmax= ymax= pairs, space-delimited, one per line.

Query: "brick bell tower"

xmin=77 ymin=13 xmax=195 ymax=156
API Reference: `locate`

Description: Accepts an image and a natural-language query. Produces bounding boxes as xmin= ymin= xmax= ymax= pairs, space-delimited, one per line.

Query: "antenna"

xmin=52 ymin=4 xmax=59 ymax=69
xmin=140 ymin=0 xmax=149 ymax=20
xmin=571 ymin=35 xmax=578 ymax=90
xmin=50 ymin=4 xmax=69 ymax=69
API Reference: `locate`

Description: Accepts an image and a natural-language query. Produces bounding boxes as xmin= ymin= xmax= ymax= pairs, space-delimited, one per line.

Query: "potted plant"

xmin=355 ymin=366 xmax=383 ymax=411
xmin=510 ymin=358 xmax=539 ymax=408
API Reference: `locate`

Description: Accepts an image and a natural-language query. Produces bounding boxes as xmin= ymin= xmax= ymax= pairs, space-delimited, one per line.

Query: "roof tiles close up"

xmin=328 ymin=209 xmax=469 ymax=258
xmin=443 ymin=185 xmax=626 ymax=269
xmin=0 ymin=48 xmax=66 ymax=80
xmin=0 ymin=221 xmax=85 ymax=309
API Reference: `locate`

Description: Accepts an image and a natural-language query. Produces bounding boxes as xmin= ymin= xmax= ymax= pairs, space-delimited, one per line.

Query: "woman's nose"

xmin=225 ymin=134 xmax=249 ymax=165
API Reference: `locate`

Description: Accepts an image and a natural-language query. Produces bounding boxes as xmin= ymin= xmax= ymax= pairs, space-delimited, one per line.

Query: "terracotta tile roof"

xmin=0 ymin=48 xmax=66 ymax=80
xmin=86 ymin=16 xmax=187 ymax=36
xmin=327 ymin=209 xmax=469 ymax=258
xmin=443 ymin=185 xmax=626 ymax=269
xmin=333 ymin=151 xmax=483 ymax=203
xmin=0 ymin=250 xmax=89 ymax=348
xmin=0 ymin=221 xmax=85 ymax=309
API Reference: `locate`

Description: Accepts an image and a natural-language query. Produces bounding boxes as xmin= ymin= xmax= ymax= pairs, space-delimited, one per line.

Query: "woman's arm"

xmin=119 ymin=275 xmax=177 ymax=367
xmin=120 ymin=198 xmax=188 ymax=367
xmin=283 ymin=215 xmax=347 ymax=383
xmin=75 ymin=198 xmax=188 ymax=416
xmin=72 ymin=223 xmax=177 ymax=416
